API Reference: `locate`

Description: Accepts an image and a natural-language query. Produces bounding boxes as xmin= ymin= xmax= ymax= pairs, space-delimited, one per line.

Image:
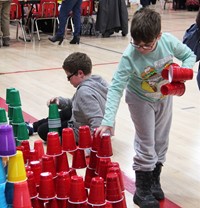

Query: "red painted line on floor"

xmin=0 ymin=97 xmax=181 ymax=208
xmin=0 ymin=62 xmax=119 ymax=75
xmin=0 ymin=97 xmax=37 ymax=123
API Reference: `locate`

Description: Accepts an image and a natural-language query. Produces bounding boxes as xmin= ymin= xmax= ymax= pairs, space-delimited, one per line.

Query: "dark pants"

xmin=33 ymin=108 xmax=72 ymax=141
xmin=197 ymin=63 xmax=200 ymax=90
xmin=56 ymin=0 xmax=82 ymax=37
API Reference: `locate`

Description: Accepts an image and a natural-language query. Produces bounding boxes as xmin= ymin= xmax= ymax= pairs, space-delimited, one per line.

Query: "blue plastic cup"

xmin=0 ymin=158 xmax=6 ymax=184
xmin=0 ymin=183 xmax=8 ymax=208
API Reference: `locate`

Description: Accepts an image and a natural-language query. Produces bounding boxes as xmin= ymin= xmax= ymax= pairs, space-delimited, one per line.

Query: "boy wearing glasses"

xmin=27 ymin=52 xmax=108 ymax=143
xmin=96 ymin=8 xmax=196 ymax=208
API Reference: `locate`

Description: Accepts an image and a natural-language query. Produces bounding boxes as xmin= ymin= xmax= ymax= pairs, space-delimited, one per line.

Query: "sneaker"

xmin=25 ymin=122 xmax=34 ymax=136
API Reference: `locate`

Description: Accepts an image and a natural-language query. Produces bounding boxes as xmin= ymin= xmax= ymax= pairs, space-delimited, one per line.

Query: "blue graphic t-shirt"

xmin=101 ymin=33 xmax=196 ymax=127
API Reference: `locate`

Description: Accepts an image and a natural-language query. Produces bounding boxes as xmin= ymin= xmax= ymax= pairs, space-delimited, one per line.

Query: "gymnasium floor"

xmin=0 ymin=3 xmax=200 ymax=208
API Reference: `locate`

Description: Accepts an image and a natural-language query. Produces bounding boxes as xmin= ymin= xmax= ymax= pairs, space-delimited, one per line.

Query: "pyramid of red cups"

xmin=0 ymin=88 xmax=127 ymax=208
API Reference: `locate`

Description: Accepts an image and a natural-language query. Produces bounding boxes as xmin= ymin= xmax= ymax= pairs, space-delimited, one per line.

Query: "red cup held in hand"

xmin=169 ymin=65 xmax=193 ymax=82
xmin=161 ymin=82 xmax=186 ymax=96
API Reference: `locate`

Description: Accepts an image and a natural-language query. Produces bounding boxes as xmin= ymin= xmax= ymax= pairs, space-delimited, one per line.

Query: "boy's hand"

xmin=47 ymin=97 xmax=59 ymax=106
xmin=95 ymin=125 xmax=114 ymax=138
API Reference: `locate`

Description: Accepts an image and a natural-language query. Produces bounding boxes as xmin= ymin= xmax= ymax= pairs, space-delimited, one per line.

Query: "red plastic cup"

xmin=72 ymin=149 xmax=87 ymax=169
xmin=88 ymin=176 xmax=106 ymax=206
xmin=88 ymin=149 xmax=98 ymax=170
xmin=111 ymin=191 xmax=127 ymax=208
xmin=27 ymin=170 xmax=38 ymax=198
xmin=55 ymin=152 xmax=70 ymax=173
xmin=107 ymin=167 xmax=125 ymax=191
xmin=68 ymin=175 xmax=87 ymax=204
xmin=96 ymin=157 xmax=111 ymax=179
xmin=97 ymin=133 xmax=113 ymax=158
xmin=13 ymin=181 xmax=32 ymax=208
xmin=107 ymin=162 xmax=120 ymax=170
xmin=106 ymin=172 xmax=123 ymax=203
xmin=29 ymin=149 xmax=39 ymax=163
xmin=21 ymin=140 xmax=30 ymax=164
xmin=92 ymin=128 xmax=101 ymax=151
xmin=57 ymin=199 xmax=68 ymax=208
xmin=55 ymin=171 xmax=71 ymax=199
xmin=87 ymin=202 xmax=113 ymax=208
xmin=68 ymin=168 xmax=77 ymax=177
xmin=38 ymin=172 xmax=56 ymax=200
xmin=169 ymin=65 xmax=193 ymax=82
xmin=46 ymin=132 xmax=62 ymax=156
xmin=42 ymin=155 xmax=56 ymax=178
xmin=29 ymin=160 xmax=42 ymax=186
xmin=31 ymin=197 xmax=45 ymax=208
xmin=68 ymin=201 xmax=88 ymax=208
xmin=161 ymin=82 xmax=186 ymax=96
xmin=78 ymin=125 xmax=92 ymax=149
xmin=46 ymin=198 xmax=59 ymax=208
xmin=25 ymin=164 xmax=32 ymax=172
xmin=161 ymin=63 xmax=179 ymax=80
xmin=34 ymin=140 xmax=45 ymax=160
xmin=62 ymin=128 xmax=77 ymax=152
xmin=84 ymin=166 xmax=97 ymax=189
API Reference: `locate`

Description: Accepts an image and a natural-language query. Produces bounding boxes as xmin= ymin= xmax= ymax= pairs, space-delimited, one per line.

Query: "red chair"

xmin=31 ymin=0 xmax=59 ymax=40
xmin=81 ymin=0 xmax=93 ymax=16
xmin=10 ymin=0 xmax=26 ymax=41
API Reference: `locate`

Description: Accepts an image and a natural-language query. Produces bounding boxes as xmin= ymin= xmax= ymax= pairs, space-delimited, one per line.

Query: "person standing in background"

xmin=0 ymin=0 xmax=11 ymax=47
xmin=48 ymin=0 xmax=82 ymax=45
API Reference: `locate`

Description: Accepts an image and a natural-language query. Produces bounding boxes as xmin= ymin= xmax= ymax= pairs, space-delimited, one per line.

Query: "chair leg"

xmin=70 ymin=17 xmax=74 ymax=33
xmin=53 ymin=18 xmax=57 ymax=37
xmin=20 ymin=22 xmax=27 ymax=42
xmin=16 ymin=22 xmax=19 ymax=40
xmin=35 ymin=19 xmax=40 ymax=41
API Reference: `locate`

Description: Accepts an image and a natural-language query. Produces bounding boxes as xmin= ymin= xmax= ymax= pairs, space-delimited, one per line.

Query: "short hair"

xmin=62 ymin=52 xmax=92 ymax=75
xmin=130 ymin=8 xmax=161 ymax=43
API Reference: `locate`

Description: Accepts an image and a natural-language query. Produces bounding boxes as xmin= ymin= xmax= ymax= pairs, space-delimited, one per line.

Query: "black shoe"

xmin=151 ymin=163 xmax=165 ymax=200
xmin=3 ymin=37 xmax=10 ymax=47
xmin=48 ymin=36 xmax=63 ymax=45
xmin=70 ymin=36 xmax=80 ymax=44
xmin=134 ymin=171 xmax=160 ymax=208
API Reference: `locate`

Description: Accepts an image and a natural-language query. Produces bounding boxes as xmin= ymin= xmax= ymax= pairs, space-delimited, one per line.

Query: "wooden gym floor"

xmin=0 ymin=3 xmax=200 ymax=208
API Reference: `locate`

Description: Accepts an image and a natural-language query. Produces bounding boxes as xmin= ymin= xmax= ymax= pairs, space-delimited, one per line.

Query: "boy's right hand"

xmin=47 ymin=97 xmax=59 ymax=106
xmin=95 ymin=125 xmax=114 ymax=138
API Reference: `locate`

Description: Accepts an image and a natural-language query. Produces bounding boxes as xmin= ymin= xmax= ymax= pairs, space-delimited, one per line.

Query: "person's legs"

xmin=1 ymin=1 xmax=10 ymax=46
xmin=126 ymin=91 xmax=160 ymax=207
xmin=70 ymin=0 xmax=82 ymax=44
xmin=49 ymin=0 xmax=75 ymax=44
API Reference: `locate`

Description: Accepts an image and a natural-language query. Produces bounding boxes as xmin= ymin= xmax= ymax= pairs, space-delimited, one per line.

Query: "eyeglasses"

xmin=130 ymin=39 xmax=157 ymax=50
xmin=67 ymin=71 xmax=78 ymax=81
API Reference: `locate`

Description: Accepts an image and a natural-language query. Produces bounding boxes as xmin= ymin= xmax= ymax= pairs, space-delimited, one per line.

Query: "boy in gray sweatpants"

xmin=96 ymin=8 xmax=196 ymax=208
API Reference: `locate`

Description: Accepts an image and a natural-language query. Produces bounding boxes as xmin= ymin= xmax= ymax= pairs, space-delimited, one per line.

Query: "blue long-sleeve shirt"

xmin=101 ymin=33 xmax=196 ymax=127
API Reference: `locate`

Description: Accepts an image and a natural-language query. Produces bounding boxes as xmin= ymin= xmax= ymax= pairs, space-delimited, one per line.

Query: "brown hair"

xmin=130 ymin=7 xmax=161 ymax=43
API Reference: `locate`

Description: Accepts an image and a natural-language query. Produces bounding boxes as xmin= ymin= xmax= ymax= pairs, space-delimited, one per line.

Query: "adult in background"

xmin=0 ymin=0 xmax=11 ymax=47
xmin=49 ymin=0 xmax=82 ymax=45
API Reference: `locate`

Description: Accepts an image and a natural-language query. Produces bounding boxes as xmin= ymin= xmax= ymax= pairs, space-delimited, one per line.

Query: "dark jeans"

xmin=56 ymin=0 xmax=82 ymax=37
xmin=33 ymin=107 xmax=72 ymax=141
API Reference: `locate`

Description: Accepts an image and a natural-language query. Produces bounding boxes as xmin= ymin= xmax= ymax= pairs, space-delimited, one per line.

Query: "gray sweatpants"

xmin=125 ymin=90 xmax=173 ymax=171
